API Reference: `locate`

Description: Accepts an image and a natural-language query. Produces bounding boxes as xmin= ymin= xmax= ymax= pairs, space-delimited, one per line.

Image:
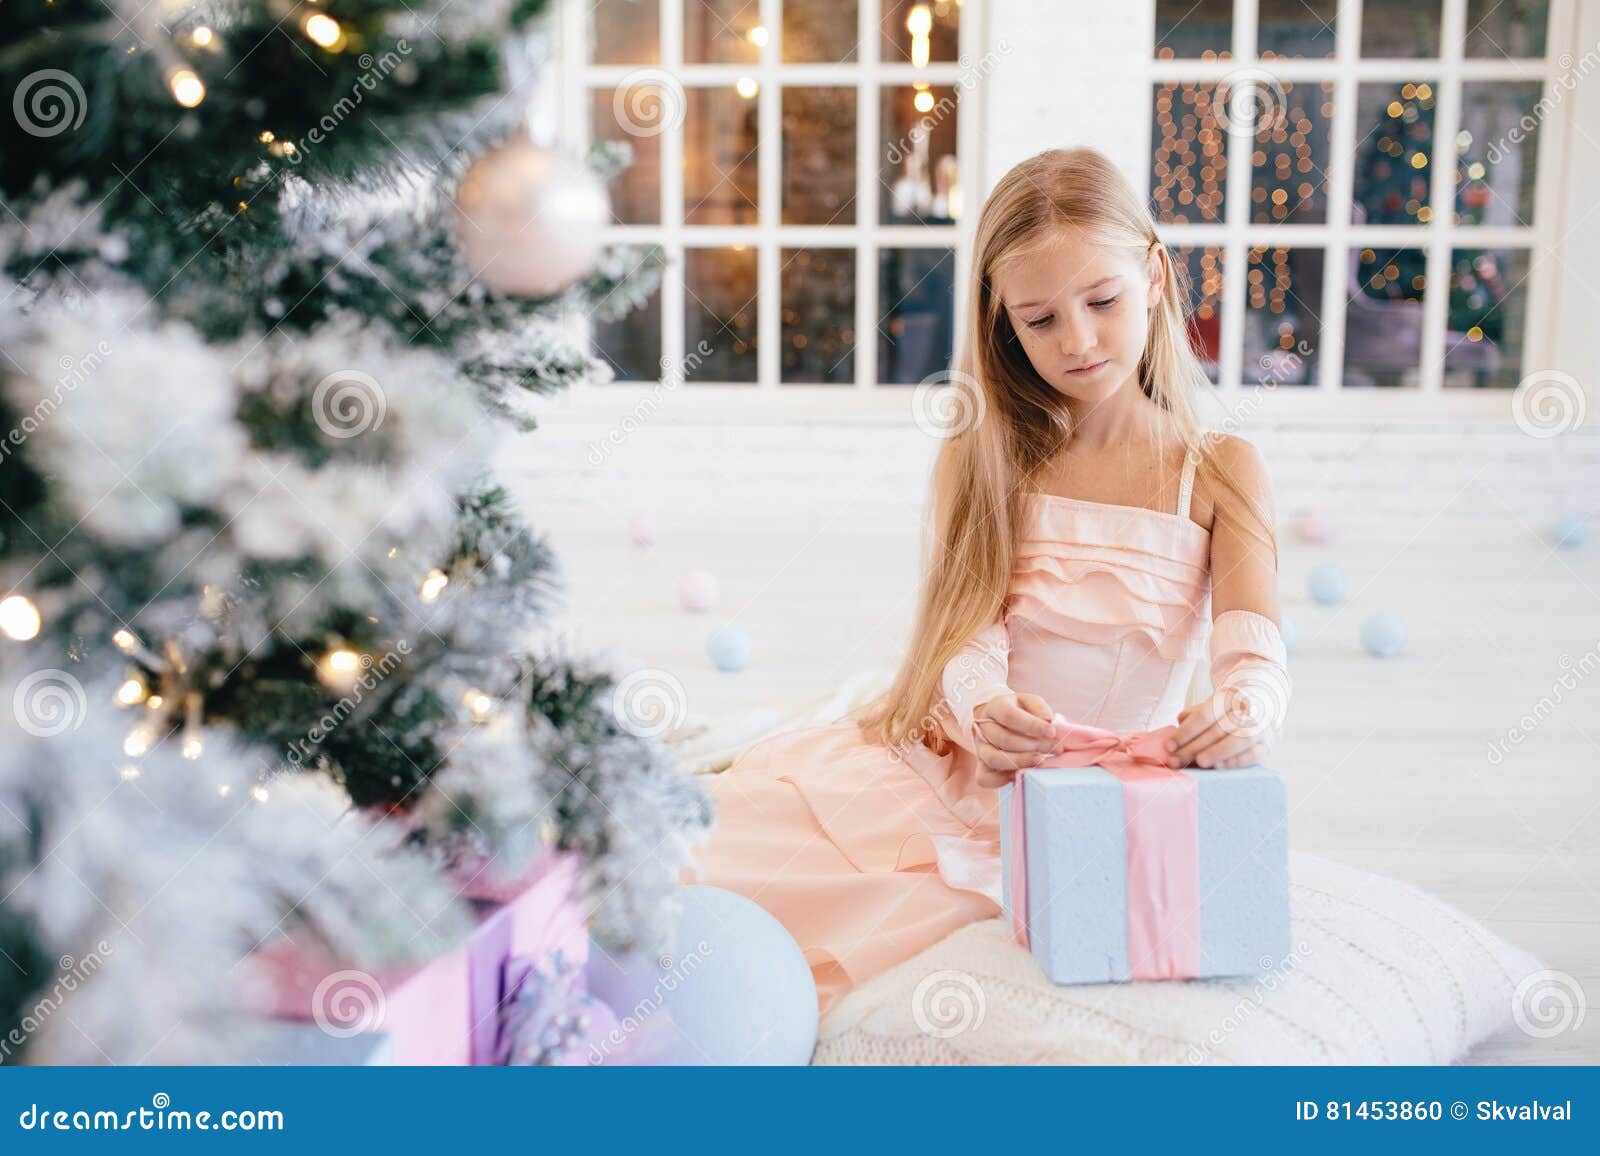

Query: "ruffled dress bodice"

xmin=1005 ymin=492 xmax=1212 ymax=734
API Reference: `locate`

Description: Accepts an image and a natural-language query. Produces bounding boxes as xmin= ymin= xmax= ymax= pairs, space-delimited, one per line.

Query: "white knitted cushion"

xmin=813 ymin=852 xmax=1544 ymax=1065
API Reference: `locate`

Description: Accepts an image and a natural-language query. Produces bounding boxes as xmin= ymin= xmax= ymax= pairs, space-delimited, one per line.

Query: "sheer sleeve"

xmin=938 ymin=619 xmax=1014 ymax=755
xmin=1208 ymin=608 xmax=1292 ymax=737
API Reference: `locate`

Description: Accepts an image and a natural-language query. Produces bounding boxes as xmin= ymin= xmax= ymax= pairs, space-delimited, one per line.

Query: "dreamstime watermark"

xmin=0 ymin=341 xmax=114 ymax=466
xmin=1511 ymin=369 xmax=1587 ymax=438
xmin=911 ymin=968 xmax=987 ymax=1039
xmin=13 ymin=69 xmax=87 ymax=138
xmin=12 ymin=668 xmax=89 ymax=738
xmin=280 ymin=42 xmax=414 ymax=162
xmin=1185 ymin=939 xmax=1314 ymax=1063
xmin=284 ymin=641 xmax=412 ymax=768
xmin=0 ymin=942 xmax=113 ymax=1062
xmin=612 ymin=69 xmax=688 ymax=138
xmin=585 ymin=941 xmax=713 ymax=1064
xmin=311 ymin=969 xmax=388 ymax=1039
xmin=610 ymin=667 xmax=689 ymax=740
xmin=883 ymin=40 xmax=1013 ymax=168
xmin=911 ymin=368 xmax=987 ymax=439
xmin=1212 ymin=67 xmax=1289 ymax=138
xmin=586 ymin=340 xmax=715 ymax=465
xmin=1511 ymin=968 xmax=1587 ymax=1038
xmin=1485 ymin=43 xmax=1600 ymax=165
xmin=1486 ymin=641 xmax=1600 ymax=765
xmin=311 ymin=369 xmax=386 ymax=439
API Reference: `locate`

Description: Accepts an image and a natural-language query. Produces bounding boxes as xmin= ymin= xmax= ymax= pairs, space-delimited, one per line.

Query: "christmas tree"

xmin=0 ymin=0 xmax=709 ymax=1062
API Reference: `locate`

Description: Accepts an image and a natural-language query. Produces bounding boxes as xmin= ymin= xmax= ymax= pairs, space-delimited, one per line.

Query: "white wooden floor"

xmin=496 ymin=411 xmax=1599 ymax=1064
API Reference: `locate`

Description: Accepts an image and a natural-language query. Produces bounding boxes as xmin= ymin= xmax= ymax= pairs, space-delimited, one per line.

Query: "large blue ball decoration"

xmin=706 ymin=622 xmax=752 ymax=672
xmin=1551 ymin=515 xmax=1588 ymax=550
xmin=1308 ymin=564 xmax=1346 ymax=605
xmin=1280 ymin=614 xmax=1297 ymax=655
xmin=1360 ymin=612 xmax=1406 ymax=658
xmin=583 ymin=886 xmax=817 ymax=1065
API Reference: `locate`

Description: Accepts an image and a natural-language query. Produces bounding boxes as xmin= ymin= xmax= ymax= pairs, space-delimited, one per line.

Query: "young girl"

xmin=687 ymin=146 xmax=1291 ymax=1021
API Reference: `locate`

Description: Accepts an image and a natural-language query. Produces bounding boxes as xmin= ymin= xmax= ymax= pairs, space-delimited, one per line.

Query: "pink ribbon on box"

xmin=1008 ymin=715 xmax=1201 ymax=980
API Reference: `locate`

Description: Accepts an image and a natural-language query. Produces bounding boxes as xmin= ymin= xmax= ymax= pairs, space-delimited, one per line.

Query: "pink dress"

xmin=687 ymin=453 xmax=1214 ymax=1019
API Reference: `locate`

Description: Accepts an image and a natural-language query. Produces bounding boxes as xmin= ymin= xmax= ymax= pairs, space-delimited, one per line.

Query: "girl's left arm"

xmin=1168 ymin=435 xmax=1292 ymax=770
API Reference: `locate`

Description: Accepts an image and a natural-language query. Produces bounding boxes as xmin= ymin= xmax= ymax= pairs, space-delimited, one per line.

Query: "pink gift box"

xmin=245 ymin=847 xmax=593 ymax=1065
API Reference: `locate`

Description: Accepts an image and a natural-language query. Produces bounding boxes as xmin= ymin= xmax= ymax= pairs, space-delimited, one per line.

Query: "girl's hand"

xmin=972 ymin=692 xmax=1058 ymax=788
xmin=1168 ymin=683 xmax=1282 ymax=770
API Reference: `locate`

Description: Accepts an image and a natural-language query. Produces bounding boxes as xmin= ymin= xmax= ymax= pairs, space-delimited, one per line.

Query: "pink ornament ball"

xmin=1294 ymin=509 xmax=1331 ymax=544
xmin=628 ymin=514 xmax=657 ymax=548
xmin=678 ymin=570 xmax=720 ymax=613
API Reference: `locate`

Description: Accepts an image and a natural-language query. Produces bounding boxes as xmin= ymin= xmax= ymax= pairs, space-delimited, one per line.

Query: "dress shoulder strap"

xmin=1176 ymin=447 xmax=1201 ymax=520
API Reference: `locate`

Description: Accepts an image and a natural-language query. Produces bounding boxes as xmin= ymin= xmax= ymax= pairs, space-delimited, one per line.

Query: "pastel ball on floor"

xmin=1308 ymin=563 xmax=1346 ymax=605
xmin=1361 ymin=612 xmax=1406 ymax=658
xmin=583 ymin=886 xmax=818 ymax=1065
xmin=678 ymin=570 xmax=720 ymax=612
xmin=706 ymin=622 xmax=752 ymax=672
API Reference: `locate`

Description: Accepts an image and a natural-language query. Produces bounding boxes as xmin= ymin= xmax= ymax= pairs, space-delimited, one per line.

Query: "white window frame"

xmin=558 ymin=0 xmax=984 ymax=411
xmin=1150 ymin=0 xmax=1579 ymax=417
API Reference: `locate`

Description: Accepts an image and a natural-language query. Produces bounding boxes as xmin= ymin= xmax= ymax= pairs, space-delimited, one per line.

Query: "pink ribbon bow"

xmin=1008 ymin=714 xmax=1201 ymax=980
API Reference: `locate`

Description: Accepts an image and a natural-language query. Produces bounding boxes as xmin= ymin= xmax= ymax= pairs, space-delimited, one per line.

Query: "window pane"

xmin=1344 ymin=246 xmax=1427 ymax=388
xmin=1360 ymin=0 xmax=1441 ymax=58
xmin=1457 ymin=83 xmax=1543 ymax=227
xmin=879 ymin=248 xmax=955 ymax=385
xmin=685 ymin=247 xmax=758 ymax=383
xmin=784 ymin=0 xmax=858 ymax=63
xmin=594 ymin=292 xmax=662 ymax=383
xmin=685 ymin=1 xmax=764 ymax=65
xmin=1466 ymin=0 xmax=1549 ymax=59
xmin=1245 ymin=247 xmax=1323 ymax=386
xmin=1151 ymin=82 xmax=1228 ymax=224
xmin=1154 ymin=0 xmax=1231 ymax=60
xmin=781 ymin=249 xmax=856 ymax=385
xmin=1352 ymin=81 xmax=1435 ymax=226
xmin=1251 ymin=80 xmax=1333 ymax=223
xmin=1444 ymin=248 xmax=1530 ymax=389
xmin=591 ymin=0 xmax=659 ymax=64
xmin=783 ymin=87 xmax=857 ymax=225
xmin=1258 ymin=0 xmax=1337 ymax=60
xmin=591 ymin=87 xmax=662 ymax=225
xmin=881 ymin=86 xmax=960 ymax=225
xmin=685 ymin=86 xmax=760 ymax=226
xmin=881 ymin=0 xmax=960 ymax=65
xmin=1170 ymin=245 xmax=1224 ymax=382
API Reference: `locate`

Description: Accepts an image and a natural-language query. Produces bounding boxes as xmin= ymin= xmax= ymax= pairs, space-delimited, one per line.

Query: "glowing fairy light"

xmin=419 ymin=568 xmax=449 ymax=603
xmin=0 ymin=595 xmax=41 ymax=641
xmin=303 ymin=13 xmax=345 ymax=50
xmin=168 ymin=68 xmax=206 ymax=108
xmin=115 ymin=677 xmax=148 ymax=706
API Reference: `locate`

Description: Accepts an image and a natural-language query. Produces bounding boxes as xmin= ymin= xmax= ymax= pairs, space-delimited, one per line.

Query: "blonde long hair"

xmin=855 ymin=146 xmax=1275 ymax=757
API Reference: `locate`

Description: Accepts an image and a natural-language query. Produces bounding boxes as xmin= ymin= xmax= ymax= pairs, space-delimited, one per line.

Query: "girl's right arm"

xmin=938 ymin=620 xmax=1058 ymax=785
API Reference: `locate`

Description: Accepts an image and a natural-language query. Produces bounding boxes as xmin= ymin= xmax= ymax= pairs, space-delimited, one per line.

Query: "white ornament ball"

xmin=678 ymin=570 xmax=720 ymax=613
xmin=628 ymin=514 xmax=658 ymax=548
xmin=453 ymin=140 xmax=610 ymax=297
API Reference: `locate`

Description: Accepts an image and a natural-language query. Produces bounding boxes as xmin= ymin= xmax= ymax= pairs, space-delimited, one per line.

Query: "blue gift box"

xmin=998 ymin=766 xmax=1291 ymax=984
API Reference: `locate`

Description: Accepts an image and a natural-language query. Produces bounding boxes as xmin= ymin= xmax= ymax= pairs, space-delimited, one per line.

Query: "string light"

xmin=115 ymin=677 xmax=148 ymax=706
xmin=190 ymin=26 xmax=214 ymax=48
xmin=735 ymin=76 xmax=759 ymax=100
xmin=119 ymin=764 xmax=142 ymax=782
xmin=748 ymin=26 xmax=769 ymax=48
xmin=463 ymin=689 xmax=494 ymax=722
xmin=123 ymin=722 xmax=157 ymax=758
xmin=419 ymin=568 xmax=449 ymax=603
xmin=303 ymin=13 xmax=345 ymax=50
xmin=250 ymin=784 xmax=270 ymax=804
xmin=317 ymin=646 xmax=363 ymax=690
xmin=0 ymin=594 xmax=41 ymax=641
xmin=168 ymin=67 xmax=206 ymax=108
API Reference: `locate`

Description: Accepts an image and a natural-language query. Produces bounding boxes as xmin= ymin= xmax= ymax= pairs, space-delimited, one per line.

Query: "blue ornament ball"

xmin=584 ymin=885 xmax=818 ymax=1065
xmin=1551 ymin=515 xmax=1588 ymax=550
xmin=1308 ymin=563 xmax=1347 ymax=605
xmin=1361 ymin=612 xmax=1407 ymax=658
xmin=706 ymin=622 xmax=752 ymax=672
xmin=1280 ymin=614 xmax=1297 ymax=655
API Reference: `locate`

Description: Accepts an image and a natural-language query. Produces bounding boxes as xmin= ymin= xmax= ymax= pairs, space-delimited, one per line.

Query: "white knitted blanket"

xmin=813 ymin=851 xmax=1545 ymax=1065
